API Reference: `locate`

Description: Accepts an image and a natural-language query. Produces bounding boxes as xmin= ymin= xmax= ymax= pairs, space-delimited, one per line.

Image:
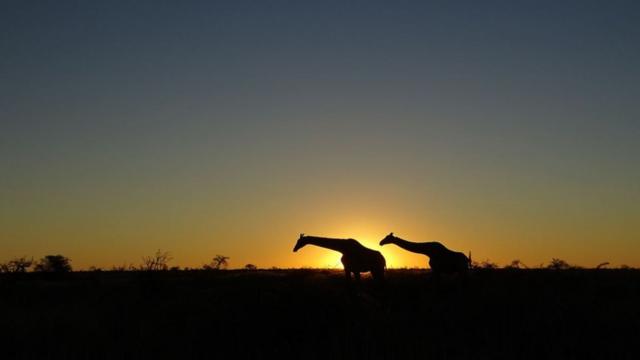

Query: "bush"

xmin=141 ymin=250 xmax=172 ymax=271
xmin=547 ymin=258 xmax=570 ymax=270
xmin=479 ymin=259 xmax=498 ymax=269
xmin=34 ymin=255 xmax=72 ymax=273
xmin=504 ymin=259 xmax=527 ymax=270
xmin=203 ymin=255 xmax=230 ymax=270
xmin=0 ymin=257 xmax=33 ymax=273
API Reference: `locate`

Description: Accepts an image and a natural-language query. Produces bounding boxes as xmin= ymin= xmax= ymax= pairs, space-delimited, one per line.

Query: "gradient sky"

xmin=1 ymin=1 xmax=639 ymax=269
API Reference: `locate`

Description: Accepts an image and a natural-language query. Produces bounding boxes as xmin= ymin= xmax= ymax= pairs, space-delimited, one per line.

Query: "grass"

xmin=1 ymin=268 xmax=639 ymax=359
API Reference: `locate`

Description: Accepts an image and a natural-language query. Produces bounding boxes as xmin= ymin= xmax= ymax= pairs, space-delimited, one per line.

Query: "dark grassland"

xmin=2 ymin=269 xmax=639 ymax=359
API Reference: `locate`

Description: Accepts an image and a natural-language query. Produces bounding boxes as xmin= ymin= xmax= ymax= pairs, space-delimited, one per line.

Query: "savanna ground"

xmin=1 ymin=268 xmax=639 ymax=359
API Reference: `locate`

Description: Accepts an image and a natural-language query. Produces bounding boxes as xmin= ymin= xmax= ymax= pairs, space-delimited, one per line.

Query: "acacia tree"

xmin=204 ymin=255 xmax=230 ymax=270
xmin=34 ymin=255 xmax=72 ymax=273
xmin=505 ymin=259 xmax=527 ymax=270
xmin=479 ymin=259 xmax=498 ymax=269
xmin=141 ymin=250 xmax=173 ymax=271
xmin=547 ymin=258 xmax=571 ymax=270
xmin=0 ymin=257 xmax=33 ymax=273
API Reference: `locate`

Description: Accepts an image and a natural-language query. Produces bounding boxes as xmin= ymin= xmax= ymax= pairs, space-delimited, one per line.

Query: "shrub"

xmin=34 ymin=255 xmax=72 ymax=273
xmin=0 ymin=256 xmax=33 ymax=273
xmin=141 ymin=250 xmax=172 ymax=271
xmin=547 ymin=258 xmax=570 ymax=270
xmin=479 ymin=259 xmax=498 ymax=269
xmin=203 ymin=255 xmax=230 ymax=270
xmin=505 ymin=259 xmax=527 ymax=270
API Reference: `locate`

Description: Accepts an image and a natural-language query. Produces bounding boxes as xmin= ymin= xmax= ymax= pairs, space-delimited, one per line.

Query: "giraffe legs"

xmin=372 ymin=268 xmax=385 ymax=282
xmin=345 ymin=270 xmax=361 ymax=284
xmin=343 ymin=269 xmax=362 ymax=290
xmin=353 ymin=272 xmax=361 ymax=285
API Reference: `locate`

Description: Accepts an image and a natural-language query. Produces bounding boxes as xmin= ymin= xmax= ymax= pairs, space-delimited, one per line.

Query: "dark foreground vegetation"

xmin=2 ymin=269 xmax=639 ymax=359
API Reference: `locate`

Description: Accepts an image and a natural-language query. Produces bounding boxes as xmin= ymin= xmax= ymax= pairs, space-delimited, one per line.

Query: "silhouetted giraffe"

xmin=293 ymin=234 xmax=386 ymax=283
xmin=379 ymin=233 xmax=470 ymax=276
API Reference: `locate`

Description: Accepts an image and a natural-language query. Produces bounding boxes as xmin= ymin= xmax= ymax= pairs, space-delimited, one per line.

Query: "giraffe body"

xmin=293 ymin=235 xmax=386 ymax=282
xmin=380 ymin=233 xmax=469 ymax=275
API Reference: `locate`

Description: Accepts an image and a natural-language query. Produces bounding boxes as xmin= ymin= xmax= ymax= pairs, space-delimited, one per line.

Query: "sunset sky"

xmin=1 ymin=1 xmax=639 ymax=269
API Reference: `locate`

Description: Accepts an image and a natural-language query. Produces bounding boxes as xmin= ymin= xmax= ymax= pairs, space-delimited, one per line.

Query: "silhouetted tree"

xmin=141 ymin=250 xmax=172 ymax=271
xmin=0 ymin=256 xmax=33 ymax=273
xmin=547 ymin=258 xmax=570 ymax=270
xmin=596 ymin=262 xmax=610 ymax=269
xmin=204 ymin=255 xmax=230 ymax=270
xmin=244 ymin=263 xmax=257 ymax=270
xmin=505 ymin=259 xmax=527 ymax=270
xmin=34 ymin=255 xmax=72 ymax=273
xmin=479 ymin=259 xmax=498 ymax=269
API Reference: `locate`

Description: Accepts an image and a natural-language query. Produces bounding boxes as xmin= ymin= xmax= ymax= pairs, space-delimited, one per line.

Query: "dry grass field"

xmin=2 ymin=268 xmax=639 ymax=359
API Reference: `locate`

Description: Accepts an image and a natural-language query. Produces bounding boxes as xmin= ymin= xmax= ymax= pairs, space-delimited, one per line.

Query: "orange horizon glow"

xmin=4 ymin=220 xmax=638 ymax=270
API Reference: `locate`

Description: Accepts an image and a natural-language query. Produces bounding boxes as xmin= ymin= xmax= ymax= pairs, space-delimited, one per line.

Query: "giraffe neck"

xmin=301 ymin=236 xmax=356 ymax=254
xmin=389 ymin=237 xmax=443 ymax=257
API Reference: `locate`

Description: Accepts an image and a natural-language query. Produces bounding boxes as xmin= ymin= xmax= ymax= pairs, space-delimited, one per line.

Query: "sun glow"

xmin=308 ymin=225 xmax=408 ymax=269
xmin=315 ymin=247 xmax=405 ymax=270
xmin=319 ymin=252 xmax=343 ymax=269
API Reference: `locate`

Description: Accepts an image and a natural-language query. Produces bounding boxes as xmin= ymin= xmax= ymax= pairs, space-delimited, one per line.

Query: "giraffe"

xmin=379 ymin=233 xmax=470 ymax=276
xmin=293 ymin=234 xmax=386 ymax=283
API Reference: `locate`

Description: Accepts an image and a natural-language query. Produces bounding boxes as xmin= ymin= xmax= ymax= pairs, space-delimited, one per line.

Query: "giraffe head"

xmin=379 ymin=232 xmax=395 ymax=246
xmin=293 ymin=233 xmax=306 ymax=252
